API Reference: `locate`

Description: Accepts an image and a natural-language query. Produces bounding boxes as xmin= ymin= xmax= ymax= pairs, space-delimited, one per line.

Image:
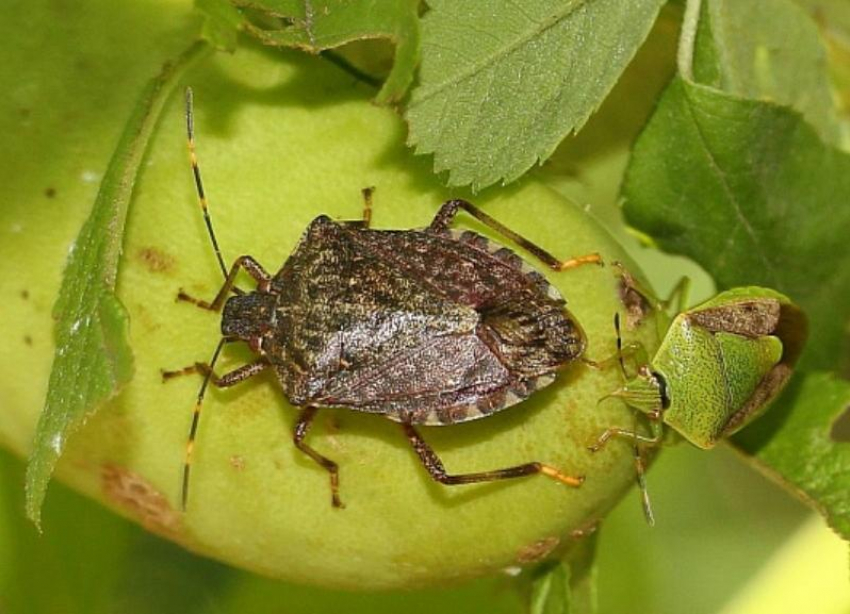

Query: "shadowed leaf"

xmin=733 ymin=373 xmax=850 ymax=540
xmin=224 ymin=0 xmax=420 ymax=104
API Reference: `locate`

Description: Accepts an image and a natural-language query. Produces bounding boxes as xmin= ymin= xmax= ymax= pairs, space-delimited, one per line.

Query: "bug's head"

xmin=222 ymin=291 xmax=277 ymax=351
xmin=604 ymin=365 xmax=667 ymax=416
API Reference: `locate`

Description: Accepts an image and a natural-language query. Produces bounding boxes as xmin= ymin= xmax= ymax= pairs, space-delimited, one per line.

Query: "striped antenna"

xmin=182 ymin=338 xmax=226 ymax=512
xmin=185 ymin=87 xmax=229 ymax=281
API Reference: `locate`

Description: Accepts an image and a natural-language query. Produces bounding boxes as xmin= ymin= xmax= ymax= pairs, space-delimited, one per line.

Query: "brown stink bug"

xmin=164 ymin=89 xmax=603 ymax=511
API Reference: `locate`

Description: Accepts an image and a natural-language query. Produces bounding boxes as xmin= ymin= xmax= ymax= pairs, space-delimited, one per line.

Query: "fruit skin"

xmin=1 ymin=44 xmax=659 ymax=589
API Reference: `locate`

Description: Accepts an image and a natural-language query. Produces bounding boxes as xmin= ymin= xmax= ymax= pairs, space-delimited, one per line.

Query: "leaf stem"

xmin=678 ymin=0 xmax=703 ymax=80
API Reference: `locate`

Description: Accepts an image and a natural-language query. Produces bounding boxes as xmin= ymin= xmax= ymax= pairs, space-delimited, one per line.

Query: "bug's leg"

xmin=583 ymin=313 xmax=648 ymax=374
xmin=342 ymin=186 xmax=375 ymax=229
xmin=428 ymin=199 xmax=603 ymax=271
xmin=402 ymin=423 xmax=584 ymax=488
xmin=633 ymin=440 xmax=655 ymax=526
xmin=293 ymin=407 xmax=344 ymax=508
xmin=162 ymin=357 xmax=268 ymax=383
xmin=614 ymin=261 xmax=691 ymax=315
xmin=588 ymin=414 xmax=664 ymax=453
xmin=662 ymin=276 xmax=691 ymax=314
xmin=177 ymin=255 xmax=271 ymax=312
xmin=181 ymin=343 xmax=270 ymax=511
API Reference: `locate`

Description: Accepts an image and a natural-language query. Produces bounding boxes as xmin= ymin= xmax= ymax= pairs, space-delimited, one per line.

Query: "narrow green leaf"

xmin=232 ymin=0 xmax=420 ymax=104
xmin=531 ymin=562 xmax=572 ymax=614
xmin=24 ymin=41 xmax=211 ymax=528
xmin=405 ymin=0 xmax=665 ymax=190
xmin=530 ymin=536 xmax=598 ymax=614
xmin=694 ymin=0 xmax=839 ymax=144
xmin=623 ymin=76 xmax=850 ymax=372
xmin=733 ymin=373 xmax=850 ymax=540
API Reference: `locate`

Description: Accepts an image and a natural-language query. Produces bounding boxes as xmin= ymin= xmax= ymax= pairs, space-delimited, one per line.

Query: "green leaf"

xmin=405 ymin=0 xmax=666 ymax=190
xmin=693 ymin=0 xmax=839 ymax=144
xmin=24 ymin=41 xmax=211 ymax=529
xmin=196 ymin=0 xmax=244 ymax=51
xmin=733 ymin=373 xmax=850 ymax=540
xmin=530 ymin=536 xmax=598 ymax=614
xmin=623 ymin=76 xmax=850 ymax=372
xmin=231 ymin=0 xmax=420 ymax=104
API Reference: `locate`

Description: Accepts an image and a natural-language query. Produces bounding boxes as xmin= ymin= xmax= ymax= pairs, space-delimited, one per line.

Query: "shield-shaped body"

xmin=649 ymin=287 xmax=806 ymax=448
xmin=233 ymin=215 xmax=586 ymax=425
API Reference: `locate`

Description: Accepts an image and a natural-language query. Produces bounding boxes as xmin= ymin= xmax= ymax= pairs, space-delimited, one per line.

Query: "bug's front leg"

xmin=588 ymin=413 xmax=664 ymax=453
xmin=428 ymin=199 xmax=603 ymax=271
xmin=293 ymin=407 xmax=344 ymax=508
xmin=402 ymin=423 xmax=584 ymax=489
xmin=178 ymin=255 xmax=271 ymax=312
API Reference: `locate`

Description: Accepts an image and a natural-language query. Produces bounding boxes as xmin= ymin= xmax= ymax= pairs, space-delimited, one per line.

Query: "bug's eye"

xmin=654 ymin=372 xmax=671 ymax=409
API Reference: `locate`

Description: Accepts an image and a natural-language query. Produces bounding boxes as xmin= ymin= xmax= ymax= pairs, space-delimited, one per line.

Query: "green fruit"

xmin=1 ymin=45 xmax=659 ymax=589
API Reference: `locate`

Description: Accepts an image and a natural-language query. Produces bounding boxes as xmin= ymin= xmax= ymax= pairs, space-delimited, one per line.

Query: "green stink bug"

xmin=591 ymin=279 xmax=807 ymax=520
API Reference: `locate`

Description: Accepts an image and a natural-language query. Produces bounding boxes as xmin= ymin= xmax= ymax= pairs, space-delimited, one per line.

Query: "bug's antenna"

xmin=616 ymin=312 xmax=656 ymax=526
xmin=182 ymin=338 xmax=226 ymax=512
xmin=186 ymin=87 xmax=229 ymax=281
xmin=632 ymin=418 xmax=656 ymax=526
xmin=614 ymin=313 xmax=628 ymax=379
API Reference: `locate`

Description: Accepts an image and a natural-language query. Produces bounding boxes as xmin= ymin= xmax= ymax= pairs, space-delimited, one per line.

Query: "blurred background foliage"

xmin=1 ymin=0 xmax=848 ymax=612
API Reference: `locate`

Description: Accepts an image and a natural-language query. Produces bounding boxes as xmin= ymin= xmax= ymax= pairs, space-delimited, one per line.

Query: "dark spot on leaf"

xmin=830 ymin=405 xmax=850 ymax=443
xmin=23 ymin=335 xmax=32 ymax=347
xmin=516 ymin=536 xmax=560 ymax=564
xmin=44 ymin=187 xmax=56 ymax=198
xmin=137 ymin=246 xmax=175 ymax=274
xmin=20 ymin=289 xmax=29 ymax=300
xmin=101 ymin=464 xmax=181 ymax=534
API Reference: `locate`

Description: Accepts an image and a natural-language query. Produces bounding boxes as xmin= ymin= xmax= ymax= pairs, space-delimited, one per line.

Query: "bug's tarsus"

xmin=429 ymin=199 xmax=603 ymax=271
xmin=294 ymin=407 xmax=344 ymax=508
xmin=402 ymin=423 xmax=583 ymax=488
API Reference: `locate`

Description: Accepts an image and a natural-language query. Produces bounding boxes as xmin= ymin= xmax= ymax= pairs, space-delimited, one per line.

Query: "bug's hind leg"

xmin=402 ymin=423 xmax=584 ymax=489
xmin=428 ymin=199 xmax=603 ymax=271
xmin=294 ymin=407 xmax=344 ymax=508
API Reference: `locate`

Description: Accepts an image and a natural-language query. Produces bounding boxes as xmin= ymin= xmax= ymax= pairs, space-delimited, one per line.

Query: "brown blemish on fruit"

xmin=516 ymin=536 xmax=560 ymax=564
xmin=230 ymin=455 xmax=246 ymax=470
xmin=23 ymin=335 xmax=33 ymax=346
xmin=137 ymin=246 xmax=175 ymax=274
xmin=101 ymin=464 xmax=181 ymax=534
xmin=20 ymin=289 xmax=29 ymax=300
xmin=569 ymin=519 xmax=600 ymax=539
xmin=44 ymin=187 xmax=56 ymax=198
